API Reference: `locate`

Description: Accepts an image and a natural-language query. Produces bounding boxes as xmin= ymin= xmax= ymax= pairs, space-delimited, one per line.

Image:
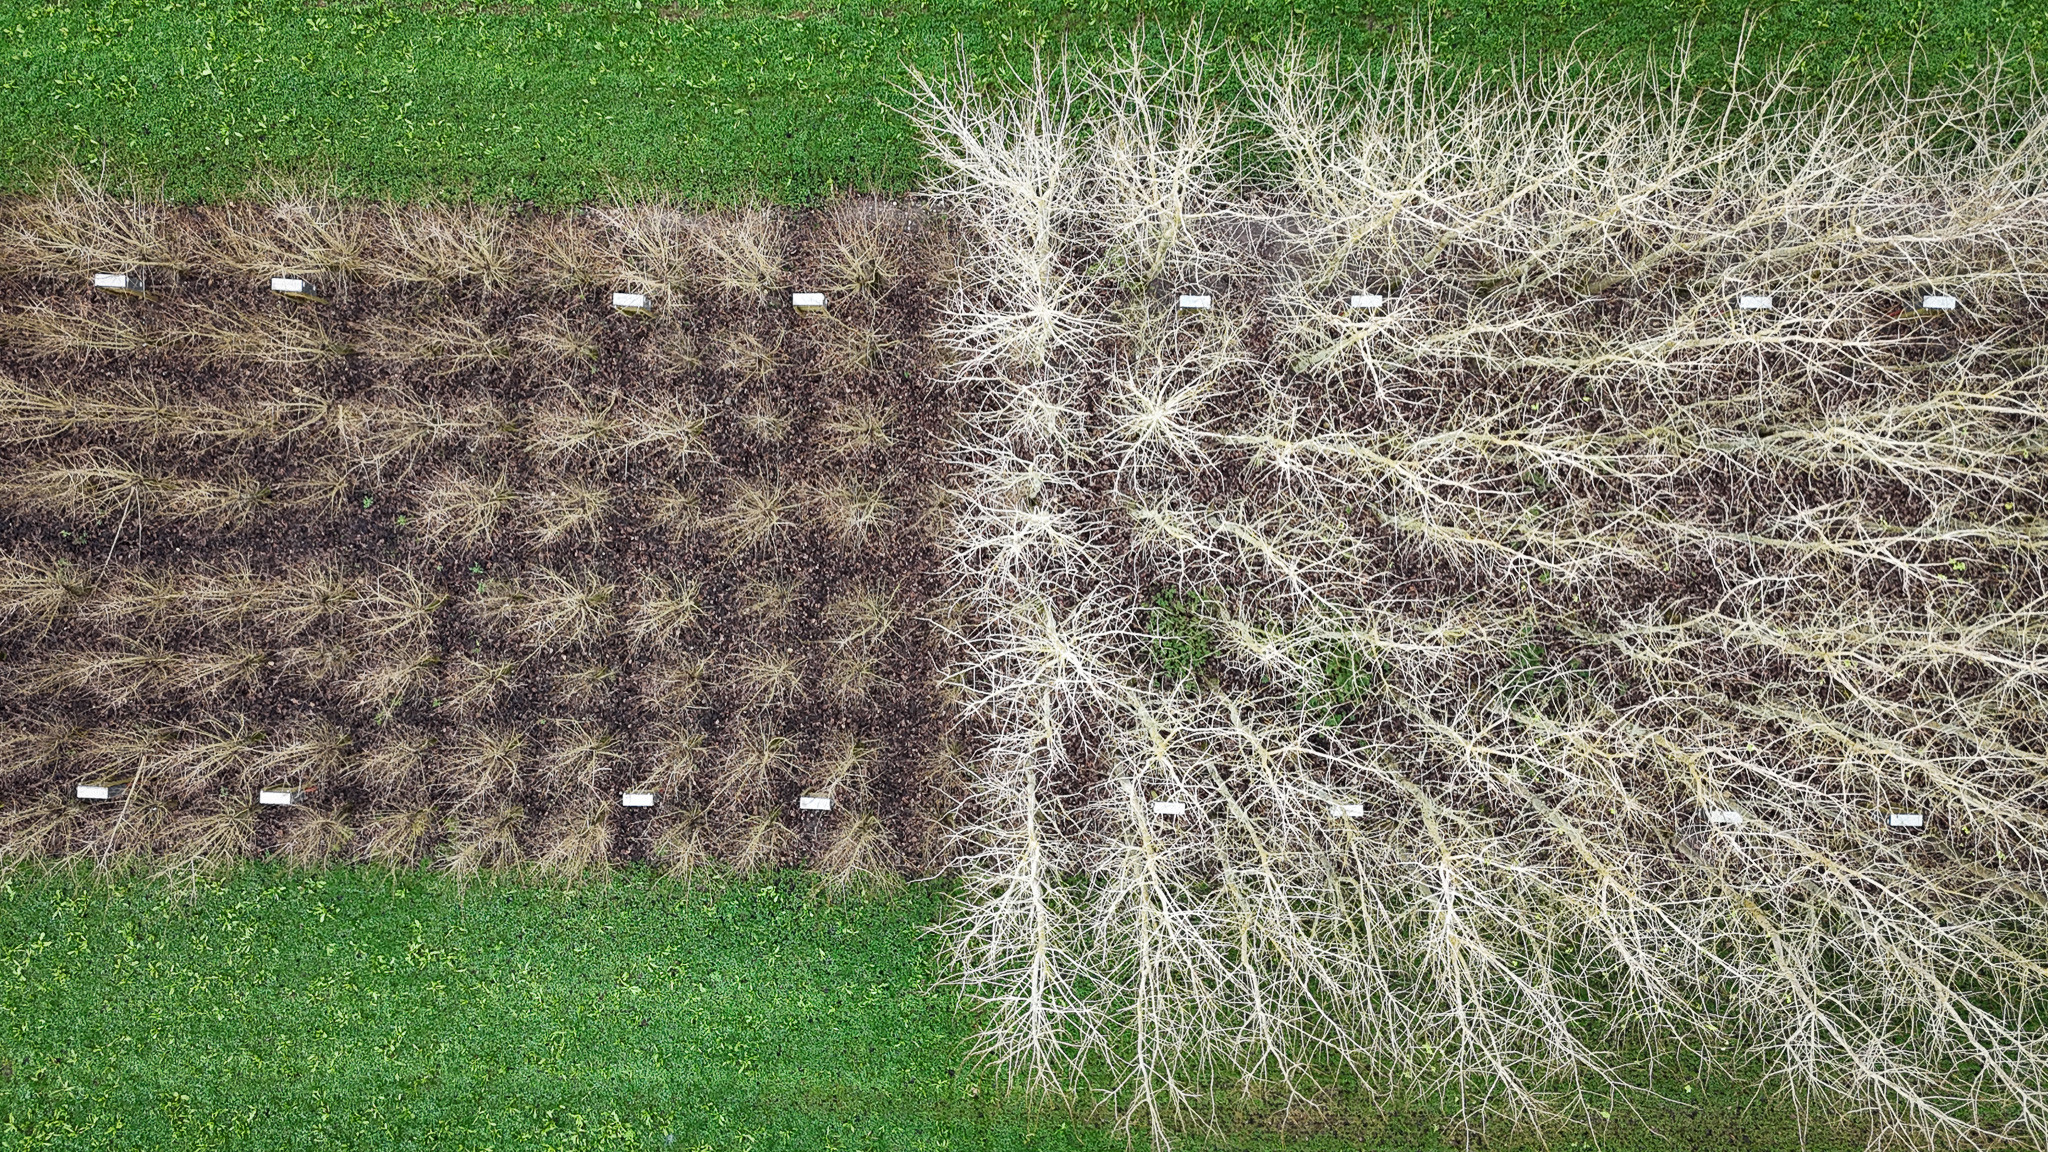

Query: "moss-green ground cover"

xmin=0 ymin=0 xmax=2039 ymax=204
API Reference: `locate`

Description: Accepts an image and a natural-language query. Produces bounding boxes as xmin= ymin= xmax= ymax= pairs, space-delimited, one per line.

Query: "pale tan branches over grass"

xmin=443 ymin=803 xmax=527 ymax=882
xmin=199 ymin=174 xmax=370 ymax=281
xmin=728 ymin=808 xmax=794 ymax=874
xmin=0 ymin=793 xmax=88 ymax=868
xmin=531 ymin=794 xmax=614 ymax=880
xmin=694 ymin=209 xmax=785 ymax=300
xmin=648 ymin=804 xmax=716 ymax=881
xmin=818 ymin=196 xmax=912 ymax=298
xmin=814 ymin=811 xmax=898 ymax=895
xmin=367 ymin=201 xmax=517 ymax=289
xmin=155 ymin=793 xmax=260 ymax=880
xmin=593 ymin=200 xmax=695 ymax=302
xmin=357 ymin=803 xmax=441 ymax=869
xmin=275 ymin=805 xmax=356 ymax=870
xmin=0 ymin=161 xmax=179 ymax=277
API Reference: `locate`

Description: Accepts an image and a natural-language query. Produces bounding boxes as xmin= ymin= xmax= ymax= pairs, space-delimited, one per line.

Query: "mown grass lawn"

xmin=0 ymin=867 xmax=1124 ymax=1151
xmin=0 ymin=0 xmax=2038 ymax=204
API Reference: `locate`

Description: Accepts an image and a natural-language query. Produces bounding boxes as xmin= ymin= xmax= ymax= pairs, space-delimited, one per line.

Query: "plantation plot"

xmin=0 ymin=190 xmax=963 ymax=886
xmin=915 ymin=36 xmax=2048 ymax=1150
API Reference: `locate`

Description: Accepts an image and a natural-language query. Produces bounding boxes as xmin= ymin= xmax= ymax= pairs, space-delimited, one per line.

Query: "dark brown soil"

xmin=0 ymin=200 xmax=971 ymax=877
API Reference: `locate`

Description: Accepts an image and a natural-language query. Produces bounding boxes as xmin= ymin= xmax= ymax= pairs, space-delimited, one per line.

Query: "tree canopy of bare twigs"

xmin=911 ymin=29 xmax=2048 ymax=1151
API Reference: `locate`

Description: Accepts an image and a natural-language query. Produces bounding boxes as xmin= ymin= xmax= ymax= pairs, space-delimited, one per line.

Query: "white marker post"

xmin=1921 ymin=295 xmax=1957 ymax=312
xmin=270 ymin=277 xmax=321 ymax=302
xmin=1887 ymin=813 xmax=1925 ymax=829
xmin=1330 ymin=803 xmax=1366 ymax=818
xmin=259 ymin=785 xmax=317 ymax=806
xmin=76 ymin=780 xmax=131 ymax=801
xmin=1151 ymin=801 xmax=1186 ymax=816
xmin=791 ymin=292 xmax=826 ymax=314
xmin=1737 ymin=295 xmax=1774 ymax=311
xmin=612 ymin=291 xmax=652 ymax=315
xmin=1176 ymin=295 xmax=1211 ymax=313
xmin=1347 ymin=294 xmax=1386 ymax=312
xmin=93 ymin=272 xmax=146 ymax=298
xmin=1707 ymin=809 xmax=1745 ymax=827
xmin=798 ymin=795 xmax=833 ymax=812
xmin=620 ymin=791 xmax=656 ymax=808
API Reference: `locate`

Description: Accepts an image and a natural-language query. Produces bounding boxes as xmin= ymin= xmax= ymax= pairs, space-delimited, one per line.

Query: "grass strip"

xmin=0 ymin=0 xmax=2040 ymax=204
xmin=0 ymin=867 xmax=1113 ymax=1150
xmin=0 ymin=867 xmax=1876 ymax=1150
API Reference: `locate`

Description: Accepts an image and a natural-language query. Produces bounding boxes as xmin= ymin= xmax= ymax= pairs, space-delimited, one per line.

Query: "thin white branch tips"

xmin=791 ymin=292 xmax=827 ymax=313
xmin=1736 ymin=295 xmax=1774 ymax=311
xmin=76 ymin=781 xmax=129 ymax=801
xmin=1151 ymin=801 xmax=1187 ymax=816
xmin=798 ymin=795 xmax=833 ymax=812
xmin=1888 ymin=813 xmax=1925 ymax=828
xmin=1921 ymin=295 xmax=1958 ymax=311
xmin=1706 ymin=808 xmax=1745 ymax=826
xmin=1346 ymin=293 xmax=1385 ymax=311
xmin=92 ymin=272 xmax=145 ymax=296
xmin=1176 ymin=295 xmax=1212 ymax=313
xmin=271 ymin=277 xmax=320 ymax=301
xmin=611 ymin=291 xmax=651 ymax=314
xmin=1330 ymin=803 xmax=1366 ymax=818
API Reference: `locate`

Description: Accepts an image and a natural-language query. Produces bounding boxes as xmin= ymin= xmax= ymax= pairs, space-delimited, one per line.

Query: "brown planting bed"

xmin=0 ymin=198 xmax=969 ymax=881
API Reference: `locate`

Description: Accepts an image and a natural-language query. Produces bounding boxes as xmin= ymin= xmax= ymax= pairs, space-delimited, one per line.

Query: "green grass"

xmin=0 ymin=0 xmax=2041 ymax=204
xmin=0 ymin=866 xmax=1880 ymax=1151
xmin=0 ymin=867 xmax=1117 ymax=1150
